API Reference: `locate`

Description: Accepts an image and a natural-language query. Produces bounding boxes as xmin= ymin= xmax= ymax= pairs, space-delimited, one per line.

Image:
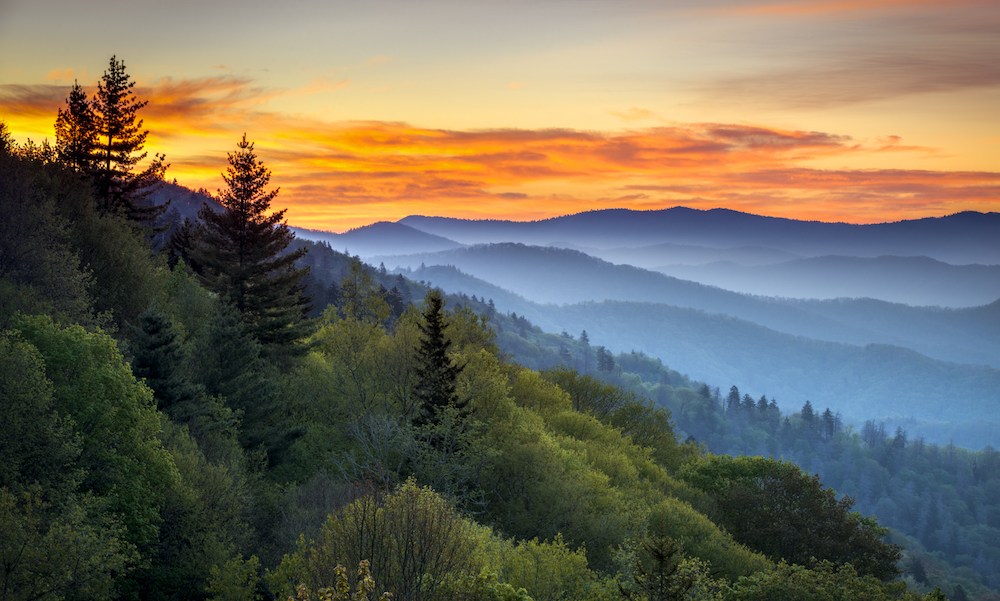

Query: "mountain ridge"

xmin=292 ymin=221 xmax=464 ymax=258
xmin=398 ymin=207 xmax=1000 ymax=264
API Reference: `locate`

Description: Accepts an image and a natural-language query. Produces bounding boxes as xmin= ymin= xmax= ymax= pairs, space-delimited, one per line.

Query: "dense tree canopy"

xmin=679 ymin=456 xmax=901 ymax=579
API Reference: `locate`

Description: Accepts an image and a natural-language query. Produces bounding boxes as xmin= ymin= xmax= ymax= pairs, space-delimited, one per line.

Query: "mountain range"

xmin=398 ymin=208 xmax=1000 ymax=265
xmin=295 ymin=205 xmax=1000 ymax=447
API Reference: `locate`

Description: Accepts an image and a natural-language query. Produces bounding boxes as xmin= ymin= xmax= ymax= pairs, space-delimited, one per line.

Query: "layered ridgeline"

xmin=291 ymin=210 xmax=1000 ymax=450
xmin=396 ymin=208 xmax=1000 ymax=267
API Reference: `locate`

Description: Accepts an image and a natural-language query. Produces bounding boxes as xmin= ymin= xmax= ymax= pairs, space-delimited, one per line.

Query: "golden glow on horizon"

xmin=3 ymin=76 xmax=998 ymax=232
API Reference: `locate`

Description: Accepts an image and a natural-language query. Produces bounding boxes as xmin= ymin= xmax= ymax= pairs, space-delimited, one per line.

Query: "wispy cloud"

xmin=0 ymin=83 xmax=66 ymax=116
xmin=3 ymin=75 xmax=996 ymax=229
xmin=694 ymin=0 xmax=1000 ymax=109
xmin=704 ymin=51 xmax=1000 ymax=109
xmin=713 ymin=0 xmax=976 ymax=17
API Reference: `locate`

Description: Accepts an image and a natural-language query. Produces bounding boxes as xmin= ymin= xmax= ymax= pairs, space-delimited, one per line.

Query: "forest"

xmin=0 ymin=57 xmax=988 ymax=600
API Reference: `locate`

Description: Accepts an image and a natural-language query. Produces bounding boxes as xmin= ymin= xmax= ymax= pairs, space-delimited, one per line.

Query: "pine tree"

xmin=726 ymin=385 xmax=741 ymax=415
xmin=131 ymin=308 xmax=200 ymax=412
xmin=194 ymin=303 xmax=290 ymax=463
xmin=630 ymin=535 xmax=696 ymax=601
xmin=193 ymin=134 xmax=311 ymax=357
xmin=89 ymin=56 xmax=167 ymax=222
xmin=54 ymin=81 xmax=96 ymax=173
xmin=413 ymin=289 xmax=465 ymax=428
xmin=167 ymin=218 xmax=198 ymax=270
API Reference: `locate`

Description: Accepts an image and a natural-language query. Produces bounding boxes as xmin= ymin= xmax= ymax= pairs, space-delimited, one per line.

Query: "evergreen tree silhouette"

xmin=193 ymin=134 xmax=311 ymax=358
xmin=414 ymin=289 xmax=465 ymax=429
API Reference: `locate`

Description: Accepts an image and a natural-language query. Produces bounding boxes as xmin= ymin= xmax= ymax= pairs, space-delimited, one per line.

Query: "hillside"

xmin=394 ymin=245 xmax=1000 ymax=369
xmin=405 ymin=264 xmax=1000 ymax=447
xmin=479 ymin=309 xmax=1000 ymax=597
xmin=585 ymin=242 xmax=801 ymax=268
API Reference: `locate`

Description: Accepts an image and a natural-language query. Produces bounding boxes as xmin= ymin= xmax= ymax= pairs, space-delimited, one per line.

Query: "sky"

xmin=1 ymin=0 xmax=998 ymax=231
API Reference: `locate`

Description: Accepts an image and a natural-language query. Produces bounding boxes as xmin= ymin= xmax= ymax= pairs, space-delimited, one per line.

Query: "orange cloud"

xmin=717 ymin=0 xmax=977 ymax=17
xmin=3 ymin=76 xmax=997 ymax=230
xmin=46 ymin=68 xmax=76 ymax=82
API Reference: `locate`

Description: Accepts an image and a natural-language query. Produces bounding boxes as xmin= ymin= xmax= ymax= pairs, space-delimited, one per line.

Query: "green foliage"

xmin=414 ymin=289 xmax=466 ymax=429
xmin=492 ymin=309 xmax=1000 ymax=594
xmin=286 ymin=560 xmax=391 ymax=601
xmin=338 ymin=259 xmax=391 ymax=326
xmin=132 ymin=306 xmax=201 ymax=411
xmin=644 ymin=498 xmax=771 ymax=580
xmin=311 ymin=311 xmax=390 ymax=416
xmin=55 ymin=176 xmax=165 ymax=330
xmin=272 ymin=479 xmax=493 ymax=601
xmin=724 ymin=561 xmax=928 ymax=601
xmin=499 ymin=535 xmax=607 ymax=601
xmin=138 ymin=420 xmax=254 ymax=600
xmin=542 ymin=367 xmax=636 ymax=419
xmin=132 ymin=305 xmax=244 ymax=465
xmin=208 ymin=555 xmax=263 ymax=601
xmin=0 ymin=333 xmax=80 ymax=500
xmin=0 ymin=144 xmax=94 ymax=326
xmin=623 ymin=535 xmax=712 ymax=601
xmin=679 ymin=455 xmax=901 ymax=580
xmin=12 ymin=314 xmax=178 ymax=551
xmin=609 ymin=400 xmax=691 ymax=472
xmin=0 ymin=331 xmax=137 ymax=600
xmin=192 ymin=303 xmax=291 ymax=463
xmin=432 ymin=571 xmax=535 ymax=601
xmin=0 ymin=487 xmax=136 ymax=601
xmin=508 ymin=367 xmax=572 ymax=417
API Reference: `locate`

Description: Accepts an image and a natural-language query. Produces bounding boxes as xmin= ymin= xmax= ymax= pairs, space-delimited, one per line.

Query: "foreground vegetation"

xmin=0 ymin=57 xmax=972 ymax=600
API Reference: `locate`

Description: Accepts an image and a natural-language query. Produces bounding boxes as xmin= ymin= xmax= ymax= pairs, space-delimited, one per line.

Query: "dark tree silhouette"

xmin=89 ymin=56 xmax=167 ymax=223
xmin=193 ymin=134 xmax=310 ymax=357
xmin=54 ymin=81 xmax=96 ymax=173
xmin=413 ymin=289 xmax=465 ymax=429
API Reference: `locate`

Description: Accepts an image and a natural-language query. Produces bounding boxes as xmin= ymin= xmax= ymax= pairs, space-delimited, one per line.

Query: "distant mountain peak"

xmin=293 ymin=221 xmax=463 ymax=258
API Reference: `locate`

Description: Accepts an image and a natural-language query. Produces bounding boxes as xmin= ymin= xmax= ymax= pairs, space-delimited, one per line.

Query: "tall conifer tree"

xmin=54 ymin=81 xmax=96 ymax=173
xmin=193 ymin=134 xmax=310 ymax=357
xmin=89 ymin=55 xmax=167 ymax=222
xmin=414 ymin=289 xmax=465 ymax=428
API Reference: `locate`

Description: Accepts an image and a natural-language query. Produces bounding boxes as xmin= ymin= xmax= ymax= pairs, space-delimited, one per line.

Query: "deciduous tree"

xmin=679 ymin=455 xmax=901 ymax=580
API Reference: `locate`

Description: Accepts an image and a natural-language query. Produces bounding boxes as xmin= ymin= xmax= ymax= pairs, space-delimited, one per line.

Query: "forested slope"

xmin=456 ymin=300 xmax=1000 ymax=600
xmin=0 ymin=113 xmax=959 ymax=601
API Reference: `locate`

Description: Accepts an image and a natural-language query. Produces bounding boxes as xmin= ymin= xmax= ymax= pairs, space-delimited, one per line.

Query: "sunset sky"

xmin=1 ymin=0 xmax=998 ymax=231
